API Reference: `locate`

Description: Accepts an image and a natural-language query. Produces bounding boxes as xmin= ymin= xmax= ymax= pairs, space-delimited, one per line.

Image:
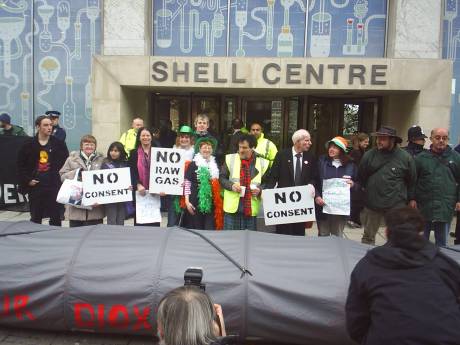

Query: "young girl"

xmin=102 ymin=141 xmax=129 ymax=225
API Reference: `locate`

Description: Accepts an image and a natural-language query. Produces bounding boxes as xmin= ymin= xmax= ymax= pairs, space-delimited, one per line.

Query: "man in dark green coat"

xmin=410 ymin=128 xmax=460 ymax=247
xmin=358 ymin=126 xmax=416 ymax=245
xmin=0 ymin=113 xmax=27 ymax=136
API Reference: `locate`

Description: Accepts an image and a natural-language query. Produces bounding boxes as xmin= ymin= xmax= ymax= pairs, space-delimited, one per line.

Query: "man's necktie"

xmin=295 ymin=153 xmax=302 ymax=186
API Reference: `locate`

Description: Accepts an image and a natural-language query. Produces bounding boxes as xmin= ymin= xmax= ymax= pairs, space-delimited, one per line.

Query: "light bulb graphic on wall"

xmin=38 ymin=56 xmax=61 ymax=85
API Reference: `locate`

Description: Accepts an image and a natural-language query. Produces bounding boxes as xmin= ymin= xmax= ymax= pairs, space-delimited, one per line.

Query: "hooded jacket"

xmin=346 ymin=226 xmax=460 ymax=345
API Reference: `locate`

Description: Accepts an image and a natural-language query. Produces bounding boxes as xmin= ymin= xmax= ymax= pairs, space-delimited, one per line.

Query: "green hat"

xmin=178 ymin=125 xmax=193 ymax=134
xmin=194 ymin=136 xmax=217 ymax=154
xmin=325 ymin=136 xmax=350 ymax=153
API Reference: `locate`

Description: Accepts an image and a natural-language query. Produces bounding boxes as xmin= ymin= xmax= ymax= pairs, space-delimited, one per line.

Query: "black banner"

xmin=0 ymin=136 xmax=29 ymax=209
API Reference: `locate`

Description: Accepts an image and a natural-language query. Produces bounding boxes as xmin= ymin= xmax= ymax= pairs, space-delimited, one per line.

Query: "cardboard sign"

xmin=82 ymin=168 xmax=132 ymax=206
xmin=322 ymin=178 xmax=350 ymax=216
xmin=149 ymin=148 xmax=185 ymax=195
xmin=262 ymin=186 xmax=315 ymax=225
xmin=135 ymin=191 xmax=161 ymax=224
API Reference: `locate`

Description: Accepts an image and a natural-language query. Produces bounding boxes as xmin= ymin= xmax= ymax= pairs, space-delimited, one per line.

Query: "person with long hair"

xmin=314 ymin=136 xmax=358 ymax=237
xmin=128 ymin=127 xmax=162 ymax=226
xmin=349 ymin=132 xmax=370 ymax=228
xmin=168 ymin=125 xmax=195 ymax=227
xmin=102 ymin=141 xmax=130 ymax=225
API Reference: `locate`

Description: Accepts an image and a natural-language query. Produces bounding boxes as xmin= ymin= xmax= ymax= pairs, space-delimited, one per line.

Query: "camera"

xmin=184 ymin=267 xmax=206 ymax=291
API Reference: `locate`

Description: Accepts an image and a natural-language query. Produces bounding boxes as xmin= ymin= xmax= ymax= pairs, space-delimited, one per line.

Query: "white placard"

xmin=322 ymin=178 xmax=350 ymax=216
xmin=135 ymin=191 xmax=161 ymax=224
xmin=82 ymin=168 xmax=132 ymax=206
xmin=149 ymin=148 xmax=185 ymax=195
xmin=262 ymin=186 xmax=315 ymax=226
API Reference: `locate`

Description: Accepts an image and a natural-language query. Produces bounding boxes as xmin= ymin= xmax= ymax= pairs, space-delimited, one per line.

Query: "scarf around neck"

xmin=137 ymin=146 xmax=150 ymax=188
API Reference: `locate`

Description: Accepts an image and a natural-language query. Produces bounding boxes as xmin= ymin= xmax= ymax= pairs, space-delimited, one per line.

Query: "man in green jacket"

xmin=409 ymin=128 xmax=460 ymax=247
xmin=358 ymin=126 xmax=416 ymax=245
xmin=0 ymin=113 xmax=27 ymax=136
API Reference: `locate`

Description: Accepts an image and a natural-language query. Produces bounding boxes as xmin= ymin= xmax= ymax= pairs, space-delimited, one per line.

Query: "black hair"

xmin=238 ymin=133 xmax=257 ymax=149
xmin=384 ymin=207 xmax=426 ymax=249
xmin=106 ymin=141 xmax=127 ymax=162
xmin=232 ymin=118 xmax=243 ymax=129
xmin=134 ymin=127 xmax=154 ymax=149
xmin=249 ymin=122 xmax=264 ymax=131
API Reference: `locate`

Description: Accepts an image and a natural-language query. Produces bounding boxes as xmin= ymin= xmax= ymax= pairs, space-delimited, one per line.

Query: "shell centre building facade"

xmin=1 ymin=0 xmax=458 ymax=153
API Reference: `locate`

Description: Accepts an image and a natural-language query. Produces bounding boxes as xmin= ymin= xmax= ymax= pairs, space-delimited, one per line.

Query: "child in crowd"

xmin=102 ymin=141 xmax=130 ymax=225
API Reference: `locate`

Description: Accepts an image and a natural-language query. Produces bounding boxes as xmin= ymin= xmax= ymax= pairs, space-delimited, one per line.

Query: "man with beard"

xmin=358 ymin=126 xmax=416 ymax=245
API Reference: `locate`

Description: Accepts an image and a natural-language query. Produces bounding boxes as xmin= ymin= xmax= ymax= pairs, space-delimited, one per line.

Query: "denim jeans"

xmin=424 ymin=221 xmax=450 ymax=247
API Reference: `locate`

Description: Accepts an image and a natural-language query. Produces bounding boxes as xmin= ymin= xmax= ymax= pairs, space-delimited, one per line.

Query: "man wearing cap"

xmin=119 ymin=117 xmax=144 ymax=157
xmin=0 ymin=113 xmax=27 ymax=136
xmin=402 ymin=125 xmax=427 ymax=157
xmin=46 ymin=110 xmax=66 ymax=142
xmin=267 ymin=129 xmax=316 ymax=236
xmin=220 ymin=134 xmax=270 ymax=230
xmin=358 ymin=126 xmax=416 ymax=245
xmin=410 ymin=128 xmax=460 ymax=247
xmin=250 ymin=122 xmax=278 ymax=167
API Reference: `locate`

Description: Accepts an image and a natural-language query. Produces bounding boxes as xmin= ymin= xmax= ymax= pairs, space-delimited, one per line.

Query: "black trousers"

xmin=276 ymin=223 xmax=306 ymax=236
xmin=29 ymin=186 xmax=61 ymax=226
xmin=188 ymin=211 xmax=214 ymax=230
xmin=69 ymin=219 xmax=103 ymax=228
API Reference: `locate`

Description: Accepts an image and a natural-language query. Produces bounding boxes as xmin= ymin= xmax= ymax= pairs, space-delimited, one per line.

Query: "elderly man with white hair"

xmin=267 ymin=129 xmax=317 ymax=236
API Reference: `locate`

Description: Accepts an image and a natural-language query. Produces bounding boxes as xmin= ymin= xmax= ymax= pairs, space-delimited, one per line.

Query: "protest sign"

xmin=149 ymin=148 xmax=185 ymax=195
xmin=82 ymin=168 xmax=132 ymax=206
xmin=322 ymin=178 xmax=350 ymax=216
xmin=262 ymin=186 xmax=315 ymax=226
xmin=135 ymin=191 xmax=161 ymax=224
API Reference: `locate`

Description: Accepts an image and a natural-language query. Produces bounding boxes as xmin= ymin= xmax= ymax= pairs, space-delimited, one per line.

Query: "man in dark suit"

xmin=268 ymin=129 xmax=316 ymax=236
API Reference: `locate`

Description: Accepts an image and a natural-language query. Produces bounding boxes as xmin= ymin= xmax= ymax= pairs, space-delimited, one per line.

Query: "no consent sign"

xmin=262 ymin=186 xmax=315 ymax=226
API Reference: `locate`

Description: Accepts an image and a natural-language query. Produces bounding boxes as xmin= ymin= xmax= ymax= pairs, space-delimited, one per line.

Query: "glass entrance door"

xmin=243 ymin=99 xmax=284 ymax=149
xmin=307 ymin=97 xmax=380 ymax=157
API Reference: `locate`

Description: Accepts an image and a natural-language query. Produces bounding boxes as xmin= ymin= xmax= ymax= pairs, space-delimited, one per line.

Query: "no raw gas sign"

xmin=149 ymin=148 xmax=185 ymax=195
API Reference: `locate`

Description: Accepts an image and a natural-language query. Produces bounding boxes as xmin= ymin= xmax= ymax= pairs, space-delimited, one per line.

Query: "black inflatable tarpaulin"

xmin=0 ymin=222 xmax=459 ymax=344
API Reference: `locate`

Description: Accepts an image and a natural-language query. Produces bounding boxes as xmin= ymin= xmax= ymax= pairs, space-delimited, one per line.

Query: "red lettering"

xmin=1 ymin=295 xmax=10 ymax=316
xmin=108 ymin=305 xmax=129 ymax=329
xmin=74 ymin=303 xmax=95 ymax=328
xmin=13 ymin=295 xmax=36 ymax=320
xmin=97 ymin=304 xmax=105 ymax=328
xmin=133 ymin=305 xmax=151 ymax=330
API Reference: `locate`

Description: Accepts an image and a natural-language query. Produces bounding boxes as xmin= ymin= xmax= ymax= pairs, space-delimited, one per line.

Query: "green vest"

xmin=223 ymin=153 xmax=269 ymax=216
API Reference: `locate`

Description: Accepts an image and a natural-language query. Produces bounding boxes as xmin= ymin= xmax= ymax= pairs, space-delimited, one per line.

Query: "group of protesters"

xmin=9 ymin=110 xmax=460 ymax=246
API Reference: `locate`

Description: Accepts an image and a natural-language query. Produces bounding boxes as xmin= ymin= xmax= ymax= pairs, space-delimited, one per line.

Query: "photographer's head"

xmin=384 ymin=207 xmax=426 ymax=249
xmin=157 ymin=286 xmax=221 ymax=345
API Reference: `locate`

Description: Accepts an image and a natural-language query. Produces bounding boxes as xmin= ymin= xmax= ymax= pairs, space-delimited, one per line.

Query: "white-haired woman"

xmin=157 ymin=286 xmax=227 ymax=345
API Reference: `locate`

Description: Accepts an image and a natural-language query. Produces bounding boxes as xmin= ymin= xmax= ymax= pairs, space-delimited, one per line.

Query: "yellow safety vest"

xmin=119 ymin=128 xmax=138 ymax=157
xmin=223 ymin=153 xmax=269 ymax=216
xmin=254 ymin=134 xmax=278 ymax=167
